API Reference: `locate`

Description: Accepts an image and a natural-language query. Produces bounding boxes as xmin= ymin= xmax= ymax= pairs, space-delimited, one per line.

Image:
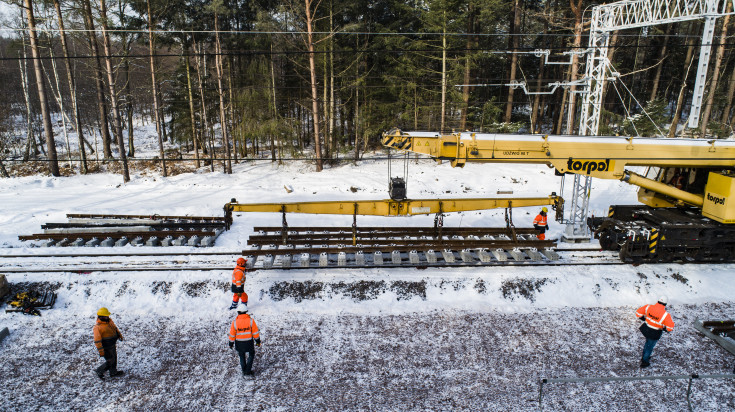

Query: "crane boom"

xmin=382 ymin=129 xmax=735 ymax=223
xmin=382 ymin=129 xmax=735 ymax=172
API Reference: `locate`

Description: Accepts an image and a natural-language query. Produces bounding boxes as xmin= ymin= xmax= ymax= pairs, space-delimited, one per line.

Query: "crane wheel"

xmin=598 ymin=229 xmax=620 ymax=251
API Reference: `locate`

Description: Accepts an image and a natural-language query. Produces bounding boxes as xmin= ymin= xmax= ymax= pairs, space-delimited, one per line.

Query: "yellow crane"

xmin=382 ymin=128 xmax=735 ymax=262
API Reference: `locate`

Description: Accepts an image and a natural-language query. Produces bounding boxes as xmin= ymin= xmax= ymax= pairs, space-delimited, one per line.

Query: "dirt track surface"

xmin=1 ymin=303 xmax=733 ymax=411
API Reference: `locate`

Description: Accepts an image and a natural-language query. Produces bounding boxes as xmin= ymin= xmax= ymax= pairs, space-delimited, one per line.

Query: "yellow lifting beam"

xmin=225 ymin=195 xmax=563 ymax=217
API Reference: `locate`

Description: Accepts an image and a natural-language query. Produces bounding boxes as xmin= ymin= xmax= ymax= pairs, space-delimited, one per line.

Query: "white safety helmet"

xmin=238 ymin=302 xmax=249 ymax=313
xmin=658 ymin=295 xmax=668 ymax=305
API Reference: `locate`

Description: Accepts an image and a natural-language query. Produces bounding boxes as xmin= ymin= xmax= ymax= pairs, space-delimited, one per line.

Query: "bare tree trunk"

xmin=123 ymin=56 xmax=134 ymax=157
xmin=117 ymin=0 xmax=134 ymax=158
xmin=195 ymin=40 xmax=214 ymax=171
xmin=227 ymin=60 xmax=237 ymax=164
xmin=504 ymin=0 xmax=522 ymax=123
xmin=669 ymin=22 xmax=700 ymax=137
xmin=0 ymin=157 xmax=9 ymax=177
xmin=214 ymin=12 xmax=232 ymax=174
xmin=322 ymin=37 xmax=330 ymax=160
xmin=531 ymin=5 xmax=549 ymax=133
xmin=185 ymin=49 xmax=200 ymax=168
xmin=353 ymin=36 xmax=360 ymax=163
xmin=270 ymin=41 xmax=281 ymax=163
xmin=440 ymin=16 xmax=448 ymax=134
xmin=460 ymin=3 xmax=475 ymax=131
xmin=565 ymin=0 xmax=583 ymax=135
xmin=24 ymin=0 xmax=59 ymax=176
xmin=81 ymin=0 xmax=112 ymax=159
xmin=699 ymin=5 xmax=731 ymax=137
xmin=42 ymin=30 xmax=71 ymax=165
xmin=305 ymin=0 xmax=323 ymax=171
xmin=555 ymin=67 xmax=569 ymax=134
xmin=720 ymin=63 xmax=735 ymax=125
xmin=99 ymin=0 xmax=130 ymax=182
xmin=18 ymin=45 xmax=35 ymax=161
xmin=146 ymin=0 xmax=167 ymax=176
xmin=329 ymin=3 xmax=336 ymax=157
xmin=649 ymin=24 xmax=672 ymax=102
xmin=53 ymin=0 xmax=87 ymax=173
xmin=270 ymin=49 xmax=277 ymax=162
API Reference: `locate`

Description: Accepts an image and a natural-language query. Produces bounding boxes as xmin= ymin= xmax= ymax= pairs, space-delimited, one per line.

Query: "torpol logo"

xmin=707 ymin=193 xmax=726 ymax=206
xmin=567 ymin=158 xmax=611 ymax=175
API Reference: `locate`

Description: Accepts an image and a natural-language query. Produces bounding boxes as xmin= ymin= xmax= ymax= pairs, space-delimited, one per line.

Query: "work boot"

xmin=110 ymin=370 xmax=125 ymax=377
xmin=229 ymin=301 xmax=238 ymax=310
xmin=640 ymin=360 xmax=650 ymax=368
xmin=96 ymin=370 xmax=105 ymax=380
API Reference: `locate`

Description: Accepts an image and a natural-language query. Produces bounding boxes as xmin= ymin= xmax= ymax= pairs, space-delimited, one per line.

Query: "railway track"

xmin=0 ymin=248 xmax=624 ymax=272
xmin=18 ymin=213 xmax=228 ymax=247
xmin=2 ymin=225 xmax=650 ymax=271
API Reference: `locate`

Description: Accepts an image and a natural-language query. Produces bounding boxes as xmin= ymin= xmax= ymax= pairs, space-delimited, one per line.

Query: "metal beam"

xmin=226 ymin=195 xmax=562 ymax=217
xmin=693 ymin=319 xmax=735 ymax=355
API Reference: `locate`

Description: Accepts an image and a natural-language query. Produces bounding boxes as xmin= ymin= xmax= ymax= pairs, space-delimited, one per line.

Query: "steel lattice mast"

xmin=563 ymin=0 xmax=734 ymax=242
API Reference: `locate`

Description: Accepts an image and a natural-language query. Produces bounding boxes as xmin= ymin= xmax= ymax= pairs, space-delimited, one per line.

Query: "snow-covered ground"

xmin=0 ymin=124 xmax=734 ymax=410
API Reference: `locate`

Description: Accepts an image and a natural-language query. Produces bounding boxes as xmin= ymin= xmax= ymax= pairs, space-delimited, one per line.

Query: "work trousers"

xmin=237 ymin=347 xmax=255 ymax=375
xmin=641 ymin=338 xmax=659 ymax=363
xmin=232 ymin=292 xmax=248 ymax=304
xmin=96 ymin=345 xmax=118 ymax=376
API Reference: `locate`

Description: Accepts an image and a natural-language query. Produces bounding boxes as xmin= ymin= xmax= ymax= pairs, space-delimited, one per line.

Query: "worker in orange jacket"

xmin=533 ymin=207 xmax=549 ymax=240
xmin=635 ymin=296 xmax=675 ymax=368
xmin=93 ymin=307 xmax=124 ymax=380
xmin=229 ymin=257 xmax=252 ymax=310
xmin=228 ymin=303 xmax=261 ymax=376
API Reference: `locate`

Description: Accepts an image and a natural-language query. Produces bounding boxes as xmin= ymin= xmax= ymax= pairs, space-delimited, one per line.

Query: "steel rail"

xmin=252 ymin=226 xmax=539 ymax=234
xmin=246 ymin=239 xmax=556 ymax=248
xmin=66 ymin=213 xmax=226 ymax=221
xmin=18 ymin=230 xmax=220 ymax=241
xmin=0 ymin=261 xmax=628 ymax=273
xmin=0 ymin=247 xmax=605 ymax=259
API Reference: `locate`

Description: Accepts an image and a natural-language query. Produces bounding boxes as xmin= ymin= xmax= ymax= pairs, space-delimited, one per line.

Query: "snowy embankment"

xmin=1 ymin=156 xmax=734 ymax=410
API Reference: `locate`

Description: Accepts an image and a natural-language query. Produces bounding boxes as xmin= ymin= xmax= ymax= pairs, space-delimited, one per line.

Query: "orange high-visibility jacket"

xmin=533 ymin=214 xmax=548 ymax=227
xmin=232 ymin=265 xmax=246 ymax=287
xmin=228 ymin=314 xmax=260 ymax=342
xmin=635 ymin=303 xmax=675 ymax=332
xmin=93 ymin=318 xmax=123 ymax=355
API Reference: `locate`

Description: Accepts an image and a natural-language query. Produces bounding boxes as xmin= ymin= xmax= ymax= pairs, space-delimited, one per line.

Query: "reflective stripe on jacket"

xmin=232 ymin=266 xmax=246 ymax=287
xmin=93 ymin=318 xmax=122 ymax=355
xmin=228 ymin=314 xmax=260 ymax=342
xmin=533 ymin=214 xmax=548 ymax=226
xmin=635 ymin=303 xmax=675 ymax=332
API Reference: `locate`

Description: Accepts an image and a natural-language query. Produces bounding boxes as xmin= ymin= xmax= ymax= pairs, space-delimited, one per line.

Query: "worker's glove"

xmin=255 ymin=339 xmax=261 ymax=347
xmin=639 ymin=316 xmax=645 ymax=321
xmin=98 ymin=349 xmax=105 ymax=357
xmin=545 ymin=225 xmax=549 ymax=230
xmin=228 ymin=341 xmax=234 ymax=349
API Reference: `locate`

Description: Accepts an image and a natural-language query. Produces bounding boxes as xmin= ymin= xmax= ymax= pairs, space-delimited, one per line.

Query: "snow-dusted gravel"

xmin=0 ymin=271 xmax=733 ymax=411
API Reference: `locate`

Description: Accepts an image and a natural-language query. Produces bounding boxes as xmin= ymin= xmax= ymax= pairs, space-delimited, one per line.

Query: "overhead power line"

xmin=1 ymin=42 xmax=735 ymax=61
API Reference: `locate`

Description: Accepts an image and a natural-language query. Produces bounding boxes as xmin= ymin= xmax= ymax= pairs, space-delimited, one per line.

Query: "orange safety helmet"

xmin=236 ymin=257 xmax=247 ymax=267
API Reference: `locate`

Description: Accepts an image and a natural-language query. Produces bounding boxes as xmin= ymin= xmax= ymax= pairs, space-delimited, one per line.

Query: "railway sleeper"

xmin=247 ymin=247 xmax=560 ymax=268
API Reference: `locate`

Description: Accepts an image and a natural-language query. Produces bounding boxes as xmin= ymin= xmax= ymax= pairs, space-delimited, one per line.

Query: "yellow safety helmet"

xmin=97 ymin=307 xmax=111 ymax=317
xmin=541 ymin=207 xmax=548 ymax=213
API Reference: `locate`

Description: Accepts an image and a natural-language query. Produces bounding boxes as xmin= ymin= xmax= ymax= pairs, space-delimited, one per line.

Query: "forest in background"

xmin=0 ymin=0 xmax=734 ymax=179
